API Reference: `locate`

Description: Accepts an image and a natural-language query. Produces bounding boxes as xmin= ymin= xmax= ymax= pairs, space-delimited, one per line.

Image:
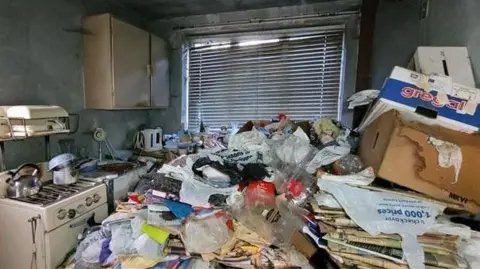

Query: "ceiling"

xmin=114 ymin=0 xmax=336 ymax=20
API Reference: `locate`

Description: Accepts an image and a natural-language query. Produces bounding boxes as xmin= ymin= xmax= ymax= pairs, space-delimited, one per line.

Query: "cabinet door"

xmin=112 ymin=18 xmax=150 ymax=108
xmin=82 ymin=14 xmax=114 ymax=109
xmin=150 ymin=35 xmax=170 ymax=107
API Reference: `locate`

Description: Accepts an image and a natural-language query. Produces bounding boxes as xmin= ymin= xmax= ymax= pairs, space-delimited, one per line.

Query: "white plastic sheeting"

xmin=318 ymin=180 xmax=445 ymax=269
xmin=159 ymin=163 xmax=237 ymax=207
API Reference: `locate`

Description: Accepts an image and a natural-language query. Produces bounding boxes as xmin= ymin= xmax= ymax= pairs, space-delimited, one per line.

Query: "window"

xmin=186 ymin=28 xmax=345 ymax=131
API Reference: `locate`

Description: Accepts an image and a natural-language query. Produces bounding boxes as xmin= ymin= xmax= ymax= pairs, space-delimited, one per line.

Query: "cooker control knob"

xmin=85 ymin=197 xmax=93 ymax=207
xmin=93 ymin=194 xmax=101 ymax=203
xmin=57 ymin=209 xmax=67 ymax=220
xmin=67 ymin=209 xmax=76 ymax=219
xmin=77 ymin=204 xmax=86 ymax=214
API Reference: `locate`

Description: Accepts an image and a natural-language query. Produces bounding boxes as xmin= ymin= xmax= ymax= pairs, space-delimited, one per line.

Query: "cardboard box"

xmin=359 ymin=66 xmax=480 ymax=134
xmin=292 ymin=231 xmax=317 ymax=259
xmin=359 ymin=110 xmax=480 ymax=213
xmin=408 ymin=47 xmax=476 ymax=88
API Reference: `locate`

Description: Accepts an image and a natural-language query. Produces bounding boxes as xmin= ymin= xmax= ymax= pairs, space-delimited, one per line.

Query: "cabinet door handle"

xmin=147 ymin=64 xmax=152 ymax=78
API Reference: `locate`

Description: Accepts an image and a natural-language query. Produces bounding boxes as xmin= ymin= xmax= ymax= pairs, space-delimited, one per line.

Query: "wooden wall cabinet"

xmin=82 ymin=14 xmax=170 ymax=109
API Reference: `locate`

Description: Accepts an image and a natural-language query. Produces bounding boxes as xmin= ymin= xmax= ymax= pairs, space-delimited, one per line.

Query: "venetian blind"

xmin=187 ymin=29 xmax=344 ymax=131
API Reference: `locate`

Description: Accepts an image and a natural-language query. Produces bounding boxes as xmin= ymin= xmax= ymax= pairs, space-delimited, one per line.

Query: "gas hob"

xmin=11 ymin=179 xmax=99 ymax=206
xmin=0 ymin=179 xmax=108 ymax=269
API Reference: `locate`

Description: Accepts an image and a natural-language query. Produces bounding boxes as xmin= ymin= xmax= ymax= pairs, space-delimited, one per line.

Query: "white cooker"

xmin=0 ymin=180 xmax=108 ymax=269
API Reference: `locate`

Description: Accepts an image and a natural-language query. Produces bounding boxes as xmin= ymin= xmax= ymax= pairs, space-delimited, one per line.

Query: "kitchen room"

xmin=1 ymin=0 xmax=480 ymax=269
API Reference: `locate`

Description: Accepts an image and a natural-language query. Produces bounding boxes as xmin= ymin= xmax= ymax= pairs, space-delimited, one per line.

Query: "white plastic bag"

xmin=179 ymin=175 xmax=238 ymax=207
xmin=158 ymin=164 xmax=192 ymax=182
xmin=347 ymin=89 xmax=380 ymax=109
xmin=101 ymin=212 xmax=132 ymax=226
xmin=315 ymin=192 xmax=342 ymax=209
xmin=292 ymin=127 xmax=310 ymax=141
xmin=318 ymin=167 xmax=375 ymax=186
xmin=74 ymin=230 xmax=106 ymax=269
xmin=427 ymin=216 xmax=471 ymax=240
xmin=318 ymin=180 xmax=445 ymax=269
xmin=162 ymin=157 xmax=238 ymax=207
xmin=229 ymin=128 xmax=273 ymax=164
xmin=274 ymin=133 xmax=311 ymax=165
xmin=178 ymin=157 xmax=238 ymax=207
xmin=229 ymin=128 xmax=269 ymax=152
xmin=82 ymin=239 xmax=103 ymax=264
xmin=182 ymin=214 xmax=232 ymax=254
xmin=131 ymin=216 xmax=145 ymax=239
xmin=460 ymin=231 xmax=480 ymax=269
xmin=213 ymin=149 xmax=265 ymax=164
xmin=133 ymin=234 xmax=164 ymax=258
xmin=109 ymin=221 xmax=137 ymax=256
xmin=306 ymin=145 xmax=350 ymax=173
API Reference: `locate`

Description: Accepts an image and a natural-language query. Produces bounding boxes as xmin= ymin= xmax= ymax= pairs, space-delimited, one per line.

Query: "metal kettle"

xmin=6 ymin=163 xmax=43 ymax=198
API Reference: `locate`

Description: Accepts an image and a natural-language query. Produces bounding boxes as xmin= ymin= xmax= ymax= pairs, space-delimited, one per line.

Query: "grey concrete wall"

xmin=0 ymin=0 xmax=150 ymax=168
xmin=148 ymin=1 xmax=361 ymax=131
xmin=371 ymin=0 xmax=424 ymax=89
xmin=426 ymin=1 xmax=480 ymax=87
xmin=147 ymin=47 xmax=183 ymax=132
xmin=372 ymin=0 xmax=480 ymax=219
xmin=372 ymin=0 xmax=480 ymax=89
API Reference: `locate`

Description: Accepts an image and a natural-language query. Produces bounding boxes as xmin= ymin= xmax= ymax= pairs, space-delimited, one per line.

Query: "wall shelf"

xmin=0 ymin=116 xmax=71 ymax=171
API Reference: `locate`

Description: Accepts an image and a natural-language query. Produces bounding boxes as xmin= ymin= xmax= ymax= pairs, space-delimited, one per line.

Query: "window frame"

xmin=181 ymin=23 xmax=354 ymax=131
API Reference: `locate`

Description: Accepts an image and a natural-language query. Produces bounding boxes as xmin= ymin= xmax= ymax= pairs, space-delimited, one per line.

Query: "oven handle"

xmin=69 ymin=213 xmax=94 ymax=228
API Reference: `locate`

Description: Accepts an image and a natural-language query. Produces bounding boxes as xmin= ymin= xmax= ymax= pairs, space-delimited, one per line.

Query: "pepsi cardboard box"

xmin=359 ymin=66 xmax=480 ymax=133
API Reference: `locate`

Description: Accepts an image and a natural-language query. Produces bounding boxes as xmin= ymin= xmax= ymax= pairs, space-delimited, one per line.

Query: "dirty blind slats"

xmin=188 ymin=30 xmax=344 ymax=131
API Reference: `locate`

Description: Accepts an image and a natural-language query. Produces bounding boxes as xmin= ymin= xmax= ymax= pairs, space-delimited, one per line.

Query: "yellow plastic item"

xmin=141 ymin=223 xmax=170 ymax=244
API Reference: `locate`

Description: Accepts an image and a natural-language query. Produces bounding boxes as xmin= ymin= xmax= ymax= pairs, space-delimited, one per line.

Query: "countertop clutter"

xmin=4 ymin=0 xmax=480 ymax=267
xmin=60 ymin=64 xmax=480 ymax=269
xmin=1 ymin=12 xmax=480 ymax=267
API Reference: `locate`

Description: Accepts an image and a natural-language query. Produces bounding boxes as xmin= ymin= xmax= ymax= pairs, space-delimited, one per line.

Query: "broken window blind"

xmin=187 ymin=29 xmax=344 ymax=131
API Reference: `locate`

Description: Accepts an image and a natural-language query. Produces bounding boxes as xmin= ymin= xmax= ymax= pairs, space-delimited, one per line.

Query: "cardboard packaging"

xmin=359 ymin=66 xmax=480 ymax=134
xmin=291 ymin=231 xmax=318 ymax=259
xmin=408 ymin=47 xmax=476 ymax=88
xmin=359 ymin=110 xmax=480 ymax=213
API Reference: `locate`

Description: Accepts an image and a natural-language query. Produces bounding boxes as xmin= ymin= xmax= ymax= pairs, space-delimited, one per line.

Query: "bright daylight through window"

xmin=186 ymin=29 xmax=345 ymax=131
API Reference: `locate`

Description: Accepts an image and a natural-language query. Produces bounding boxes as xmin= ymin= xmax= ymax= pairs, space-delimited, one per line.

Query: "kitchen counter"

xmin=79 ymin=161 xmax=148 ymax=212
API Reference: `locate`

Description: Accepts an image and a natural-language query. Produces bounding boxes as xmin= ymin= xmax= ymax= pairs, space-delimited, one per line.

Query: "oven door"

xmin=44 ymin=203 xmax=108 ymax=269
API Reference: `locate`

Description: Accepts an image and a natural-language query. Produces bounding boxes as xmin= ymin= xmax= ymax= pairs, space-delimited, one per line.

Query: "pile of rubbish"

xmin=315 ymin=181 xmax=478 ymax=269
xmin=65 ymin=66 xmax=480 ymax=269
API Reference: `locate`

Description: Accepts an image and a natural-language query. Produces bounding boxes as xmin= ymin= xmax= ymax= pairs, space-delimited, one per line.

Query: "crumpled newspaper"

xmin=428 ymin=136 xmax=462 ymax=184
